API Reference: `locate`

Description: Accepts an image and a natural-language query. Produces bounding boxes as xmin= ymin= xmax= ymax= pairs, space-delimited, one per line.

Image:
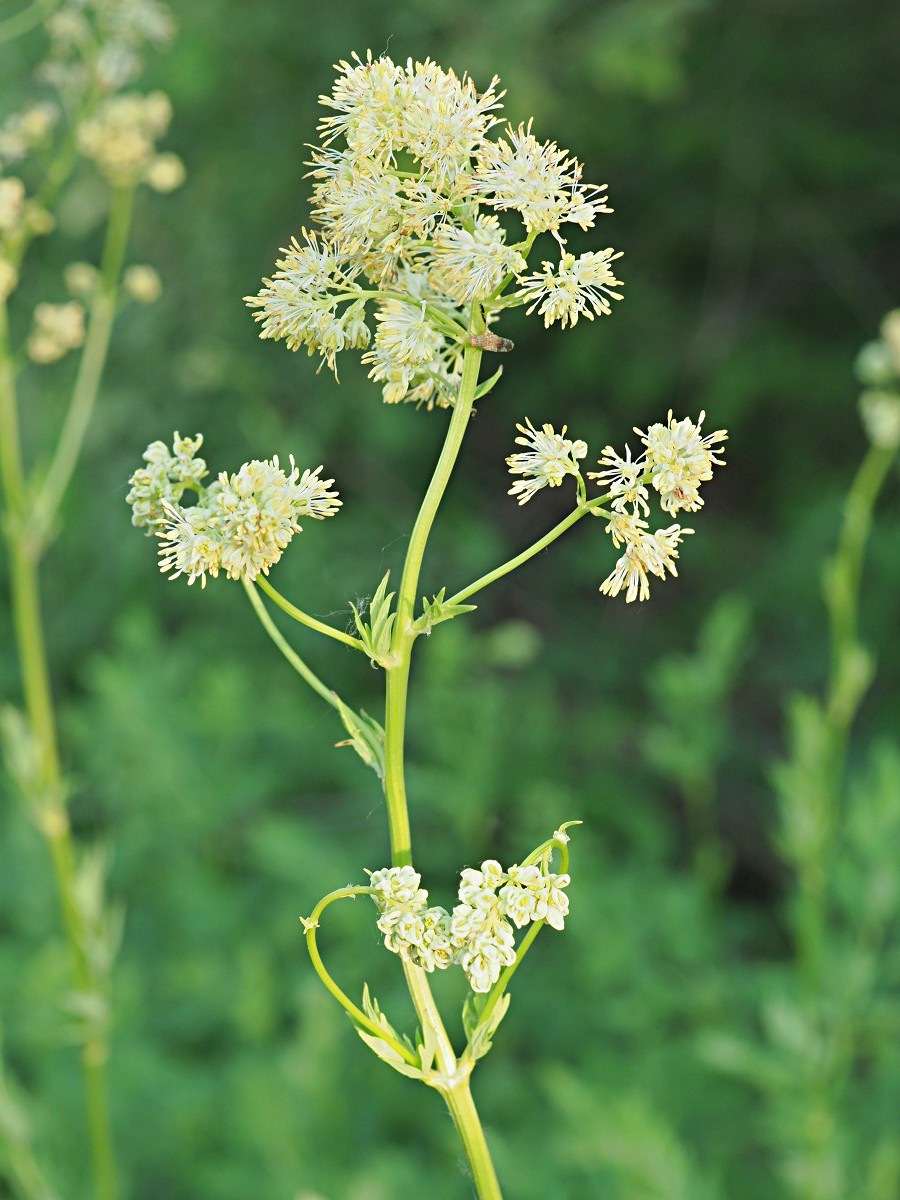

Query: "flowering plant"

xmin=0 ymin=3 xmax=182 ymax=1197
xmin=128 ymin=52 xmax=726 ymax=1197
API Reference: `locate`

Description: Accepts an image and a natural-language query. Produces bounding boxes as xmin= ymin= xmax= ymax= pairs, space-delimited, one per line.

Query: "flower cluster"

xmin=78 ymin=91 xmax=183 ymax=189
xmin=589 ymin=411 xmax=727 ymax=602
xmin=27 ymin=301 xmax=86 ymax=364
xmin=0 ymin=103 xmax=59 ymax=169
xmin=39 ymin=0 xmax=174 ymax=98
xmin=856 ymin=309 xmax=900 ymax=451
xmin=127 ymin=433 xmax=341 ymax=586
xmin=506 ymin=419 xmax=587 ymax=504
xmin=0 ymin=173 xmax=53 ymax=283
xmin=518 ymin=249 xmax=623 ymax=330
xmin=506 ymin=411 xmax=727 ymax=602
xmin=246 ymin=52 xmax=622 ymax=406
xmin=369 ymin=854 xmax=570 ymax=993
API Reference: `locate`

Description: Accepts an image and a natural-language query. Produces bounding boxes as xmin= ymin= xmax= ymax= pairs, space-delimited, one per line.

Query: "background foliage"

xmin=1 ymin=1 xmax=899 ymax=1197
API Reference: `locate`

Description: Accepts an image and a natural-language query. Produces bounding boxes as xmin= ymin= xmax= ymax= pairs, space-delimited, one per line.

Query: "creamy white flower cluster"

xmin=590 ymin=411 xmax=727 ymax=602
xmin=369 ymin=857 xmax=570 ymax=994
xmin=856 ymin=309 xmax=900 ymax=451
xmin=505 ymin=411 xmax=727 ymax=602
xmin=127 ymin=433 xmax=341 ymax=586
xmin=506 ymin=419 xmax=587 ymax=505
xmin=246 ymin=52 xmax=622 ymax=407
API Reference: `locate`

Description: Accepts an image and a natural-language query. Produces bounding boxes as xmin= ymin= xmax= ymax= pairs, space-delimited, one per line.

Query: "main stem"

xmin=380 ymin=309 xmax=503 ymax=1199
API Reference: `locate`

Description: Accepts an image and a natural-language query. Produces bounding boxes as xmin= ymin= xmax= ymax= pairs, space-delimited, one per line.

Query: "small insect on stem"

xmin=468 ymin=332 xmax=514 ymax=353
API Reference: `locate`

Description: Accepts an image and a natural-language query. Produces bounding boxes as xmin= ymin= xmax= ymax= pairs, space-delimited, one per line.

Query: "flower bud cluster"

xmin=40 ymin=0 xmax=174 ymax=98
xmin=126 ymin=432 xmax=208 ymax=528
xmin=0 ymin=103 xmax=60 ymax=168
xmin=27 ymin=301 xmax=86 ymax=364
xmin=78 ymin=92 xmax=182 ymax=189
xmin=127 ymin=433 xmax=341 ymax=587
xmin=246 ymin=52 xmax=622 ymax=405
xmin=855 ymin=309 xmax=900 ymax=451
xmin=369 ymin=855 xmax=570 ymax=994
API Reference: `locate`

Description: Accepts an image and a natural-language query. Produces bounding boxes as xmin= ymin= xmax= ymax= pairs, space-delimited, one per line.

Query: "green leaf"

xmin=355 ymin=1029 xmax=425 ymax=1081
xmin=335 ymin=703 xmax=386 ymax=780
xmin=412 ymin=588 xmax=477 ymax=637
xmin=473 ymin=365 xmax=503 ymax=401
xmin=462 ymin=991 xmax=511 ymax=1063
xmin=350 ymin=572 xmax=397 ymax=668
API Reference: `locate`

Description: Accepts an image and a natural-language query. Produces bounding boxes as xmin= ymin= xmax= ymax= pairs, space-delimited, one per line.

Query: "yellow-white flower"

xmin=589 ymin=444 xmax=650 ymax=517
xmin=131 ymin=437 xmax=340 ymax=585
xmin=600 ymin=516 xmax=692 ymax=603
xmin=506 ymin=418 xmax=588 ymax=504
xmin=430 ymin=215 xmax=526 ymax=304
xmin=473 ymin=121 xmax=611 ymax=235
xmin=637 ymin=410 xmax=728 ymax=515
xmin=518 ymin=249 xmax=624 ymax=329
xmin=78 ymin=91 xmax=173 ymax=187
xmin=248 ymin=52 xmax=623 ymax=390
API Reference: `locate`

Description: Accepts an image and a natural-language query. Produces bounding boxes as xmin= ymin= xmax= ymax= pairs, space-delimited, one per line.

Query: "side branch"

xmin=446 ymin=495 xmax=611 ymax=607
xmin=241 ymin=576 xmax=347 ymax=714
xmin=256 ymin=576 xmax=365 ymax=652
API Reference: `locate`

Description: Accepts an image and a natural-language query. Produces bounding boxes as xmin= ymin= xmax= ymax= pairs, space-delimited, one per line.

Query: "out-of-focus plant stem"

xmin=796 ymin=440 xmax=898 ymax=991
xmin=0 ymin=187 xmax=137 ymax=1200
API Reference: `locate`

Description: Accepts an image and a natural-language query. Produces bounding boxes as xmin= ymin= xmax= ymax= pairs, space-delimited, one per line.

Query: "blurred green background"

xmin=2 ymin=1 xmax=900 ymax=1197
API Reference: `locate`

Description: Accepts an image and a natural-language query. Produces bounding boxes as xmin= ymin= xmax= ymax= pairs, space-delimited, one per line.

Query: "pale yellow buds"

xmin=145 ymin=153 xmax=185 ymax=193
xmin=27 ymin=302 xmax=86 ymax=364
xmin=123 ymin=264 xmax=162 ymax=303
xmin=65 ymin=262 xmax=99 ymax=298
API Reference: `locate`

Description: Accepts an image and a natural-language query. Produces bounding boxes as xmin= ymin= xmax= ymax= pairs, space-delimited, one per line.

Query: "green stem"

xmin=825 ymin=441 xmax=896 ymax=722
xmin=0 ymin=338 xmax=118 ymax=1200
xmin=256 ymin=575 xmax=364 ymax=651
xmin=797 ymin=439 xmax=897 ymax=990
xmin=0 ymin=0 xmax=56 ymax=45
xmin=442 ymin=1080 xmax=504 ymax=1200
xmin=383 ymin=315 xmax=485 ymax=868
xmin=30 ymin=187 xmax=135 ymax=552
xmin=446 ymin=494 xmax=608 ymax=607
xmin=241 ymin=576 xmax=346 ymax=713
xmin=303 ymin=887 xmax=420 ymax=1066
xmin=377 ymin=307 xmax=506 ymax=1197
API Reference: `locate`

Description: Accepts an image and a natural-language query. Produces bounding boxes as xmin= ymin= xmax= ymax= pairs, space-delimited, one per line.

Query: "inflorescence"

xmin=129 ymin=52 xmax=727 ymax=603
xmin=369 ymin=855 xmax=570 ymax=993
xmin=127 ymin=433 xmax=341 ymax=586
xmin=507 ymin=411 xmax=728 ymax=601
xmin=245 ymin=52 xmax=623 ymax=407
xmin=1 ymin=0 xmax=183 ymax=357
